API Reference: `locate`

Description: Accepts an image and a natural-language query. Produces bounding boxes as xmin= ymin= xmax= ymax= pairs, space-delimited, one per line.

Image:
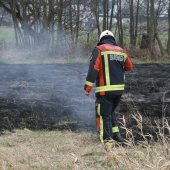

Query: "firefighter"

xmin=84 ymin=30 xmax=133 ymax=150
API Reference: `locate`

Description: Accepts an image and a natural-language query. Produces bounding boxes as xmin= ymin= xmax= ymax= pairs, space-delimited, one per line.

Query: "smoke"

xmin=0 ymin=25 xmax=89 ymax=64
xmin=0 ymin=23 xmax=95 ymax=132
xmin=0 ymin=63 xmax=96 ymax=132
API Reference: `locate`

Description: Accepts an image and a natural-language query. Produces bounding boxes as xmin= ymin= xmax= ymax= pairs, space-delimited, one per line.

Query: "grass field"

xmin=0 ymin=25 xmax=170 ymax=64
xmin=0 ymin=129 xmax=170 ymax=170
xmin=0 ymin=26 xmax=15 ymax=43
xmin=0 ymin=23 xmax=170 ymax=170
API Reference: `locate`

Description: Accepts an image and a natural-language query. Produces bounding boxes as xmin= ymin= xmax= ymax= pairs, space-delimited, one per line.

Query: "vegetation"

xmin=0 ymin=1 xmax=169 ymax=169
xmin=0 ymin=111 xmax=170 ymax=170
xmin=0 ymin=0 xmax=169 ymax=61
xmin=0 ymin=26 xmax=15 ymax=43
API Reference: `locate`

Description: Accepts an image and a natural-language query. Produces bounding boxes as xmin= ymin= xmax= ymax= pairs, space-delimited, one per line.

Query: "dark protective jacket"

xmin=84 ymin=37 xmax=133 ymax=96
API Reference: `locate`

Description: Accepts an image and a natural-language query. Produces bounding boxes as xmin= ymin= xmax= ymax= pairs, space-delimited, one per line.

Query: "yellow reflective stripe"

xmin=104 ymin=54 xmax=110 ymax=85
xmin=97 ymin=103 xmax=103 ymax=143
xmin=96 ymin=84 xmax=124 ymax=92
xmin=97 ymin=104 xmax=100 ymax=116
xmin=112 ymin=126 xmax=119 ymax=133
xmin=100 ymin=115 xmax=104 ymax=143
xmin=85 ymin=81 xmax=93 ymax=86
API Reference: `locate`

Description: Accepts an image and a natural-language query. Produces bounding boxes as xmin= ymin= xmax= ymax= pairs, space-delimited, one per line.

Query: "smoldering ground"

xmin=0 ymin=64 xmax=170 ymax=142
xmin=0 ymin=64 xmax=95 ymax=132
xmin=0 ymin=28 xmax=91 ymax=131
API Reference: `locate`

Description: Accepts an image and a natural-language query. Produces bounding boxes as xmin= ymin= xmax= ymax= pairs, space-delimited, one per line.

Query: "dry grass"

xmin=0 ymin=93 xmax=170 ymax=169
xmin=0 ymin=125 xmax=169 ymax=170
xmin=128 ymin=47 xmax=170 ymax=64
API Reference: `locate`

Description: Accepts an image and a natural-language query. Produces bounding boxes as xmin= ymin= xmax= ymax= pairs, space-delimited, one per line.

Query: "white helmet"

xmin=99 ymin=30 xmax=114 ymax=40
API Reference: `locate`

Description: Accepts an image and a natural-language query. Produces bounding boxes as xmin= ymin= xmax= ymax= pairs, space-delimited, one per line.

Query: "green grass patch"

xmin=0 ymin=26 xmax=15 ymax=43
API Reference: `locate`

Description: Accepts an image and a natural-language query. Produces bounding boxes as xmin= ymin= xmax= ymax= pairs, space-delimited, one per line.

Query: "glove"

xmin=84 ymin=90 xmax=90 ymax=96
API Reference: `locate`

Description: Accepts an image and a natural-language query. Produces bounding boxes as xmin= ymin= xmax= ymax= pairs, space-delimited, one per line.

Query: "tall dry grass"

xmin=0 ymin=103 xmax=170 ymax=170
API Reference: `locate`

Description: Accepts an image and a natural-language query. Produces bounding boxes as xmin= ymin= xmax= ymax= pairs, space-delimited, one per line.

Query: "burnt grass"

xmin=0 ymin=64 xmax=170 ymax=142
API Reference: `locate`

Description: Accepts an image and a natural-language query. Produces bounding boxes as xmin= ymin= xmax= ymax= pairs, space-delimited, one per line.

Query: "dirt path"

xmin=0 ymin=64 xmax=169 ymax=136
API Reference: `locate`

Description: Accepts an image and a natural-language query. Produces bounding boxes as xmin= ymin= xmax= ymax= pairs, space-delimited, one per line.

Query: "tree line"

xmin=0 ymin=0 xmax=170 ymax=57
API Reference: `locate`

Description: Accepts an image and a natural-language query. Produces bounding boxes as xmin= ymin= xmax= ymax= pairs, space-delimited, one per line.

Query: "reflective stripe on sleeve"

xmin=85 ymin=81 xmax=93 ymax=86
xmin=96 ymin=84 xmax=125 ymax=93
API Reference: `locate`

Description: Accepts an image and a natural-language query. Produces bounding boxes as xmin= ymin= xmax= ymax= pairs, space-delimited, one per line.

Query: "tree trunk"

xmin=57 ymin=0 xmax=63 ymax=32
xmin=49 ymin=0 xmax=55 ymax=53
xmin=75 ymin=0 xmax=80 ymax=46
xmin=106 ymin=0 xmax=109 ymax=29
xmin=69 ymin=0 xmax=74 ymax=43
xmin=10 ymin=0 xmax=24 ymax=46
xmin=150 ymin=0 xmax=164 ymax=57
xmin=146 ymin=0 xmax=150 ymax=35
xmin=57 ymin=0 xmax=63 ymax=54
xmin=167 ymin=0 xmax=170 ymax=55
xmin=155 ymin=33 xmax=164 ymax=56
xmin=0 ymin=8 xmax=5 ymax=26
xmin=22 ymin=0 xmax=30 ymax=47
xmin=134 ymin=0 xmax=139 ymax=46
xmin=11 ymin=0 xmax=19 ymax=46
xmin=149 ymin=0 xmax=156 ymax=57
xmin=94 ymin=0 xmax=101 ymax=36
xmin=117 ymin=0 xmax=123 ymax=47
xmin=103 ymin=0 xmax=107 ymax=30
xmin=129 ymin=0 xmax=135 ymax=46
xmin=109 ymin=0 xmax=115 ymax=31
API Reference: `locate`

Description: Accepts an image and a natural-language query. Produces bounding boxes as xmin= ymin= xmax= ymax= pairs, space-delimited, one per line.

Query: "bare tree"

xmin=129 ymin=0 xmax=135 ymax=46
xmin=57 ymin=0 xmax=63 ymax=32
xmin=149 ymin=0 xmax=156 ymax=55
xmin=145 ymin=0 xmax=164 ymax=57
xmin=49 ymin=0 xmax=55 ymax=52
xmin=134 ymin=0 xmax=139 ymax=46
xmin=91 ymin=0 xmax=101 ymax=35
xmin=103 ymin=0 xmax=107 ymax=30
xmin=75 ymin=0 xmax=80 ymax=45
xmin=109 ymin=0 xmax=115 ymax=31
xmin=167 ymin=0 xmax=170 ymax=55
xmin=117 ymin=0 xmax=124 ymax=47
xmin=154 ymin=0 xmax=165 ymax=56
xmin=129 ymin=0 xmax=140 ymax=47
xmin=69 ymin=0 xmax=73 ymax=41
xmin=0 ymin=0 xmax=168 ymax=57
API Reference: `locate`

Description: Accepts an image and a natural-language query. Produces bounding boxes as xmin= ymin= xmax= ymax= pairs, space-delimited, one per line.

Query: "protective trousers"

xmin=96 ymin=94 xmax=122 ymax=143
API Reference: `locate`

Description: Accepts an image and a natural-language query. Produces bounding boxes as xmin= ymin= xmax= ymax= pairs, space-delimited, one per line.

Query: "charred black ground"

xmin=120 ymin=64 xmax=170 ymax=142
xmin=0 ymin=64 xmax=170 ymax=141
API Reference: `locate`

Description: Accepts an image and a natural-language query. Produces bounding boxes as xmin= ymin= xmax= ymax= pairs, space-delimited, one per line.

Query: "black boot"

xmin=112 ymin=133 xmax=124 ymax=143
